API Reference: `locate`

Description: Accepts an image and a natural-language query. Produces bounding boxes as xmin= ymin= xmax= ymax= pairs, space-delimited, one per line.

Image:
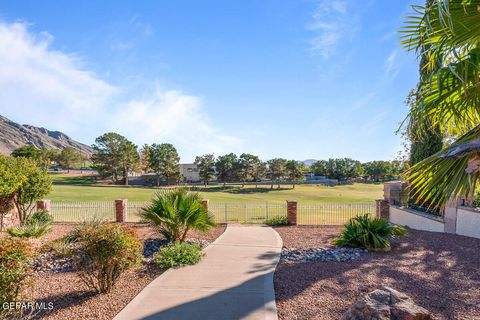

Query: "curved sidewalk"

xmin=114 ymin=225 xmax=283 ymax=320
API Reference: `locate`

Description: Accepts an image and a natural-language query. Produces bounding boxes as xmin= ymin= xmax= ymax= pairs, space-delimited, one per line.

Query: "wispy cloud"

xmin=384 ymin=49 xmax=399 ymax=81
xmin=0 ymin=21 xmax=242 ymax=161
xmin=306 ymin=1 xmax=355 ymax=59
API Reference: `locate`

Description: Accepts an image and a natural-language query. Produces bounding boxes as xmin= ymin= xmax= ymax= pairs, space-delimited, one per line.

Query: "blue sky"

xmin=0 ymin=0 xmax=420 ymax=162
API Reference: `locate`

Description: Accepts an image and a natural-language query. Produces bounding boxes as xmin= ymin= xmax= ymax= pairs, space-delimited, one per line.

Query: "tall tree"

xmin=286 ymin=160 xmax=306 ymax=188
xmin=139 ymin=144 xmax=152 ymax=173
xmin=363 ymin=161 xmax=393 ymax=182
xmin=215 ymin=153 xmax=238 ymax=188
xmin=237 ymin=153 xmax=262 ymax=187
xmin=194 ymin=154 xmax=216 ymax=186
xmin=406 ymin=0 xmax=444 ymax=167
xmin=311 ymin=160 xmax=328 ymax=177
xmin=399 ymin=0 xmax=480 ymax=208
xmin=11 ymin=157 xmax=52 ymax=224
xmin=266 ymin=158 xmax=287 ymax=189
xmin=92 ymin=132 xmax=139 ymax=185
xmin=11 ymin=145 xmax=42 ymax=159
xmin=148 ymin=143 xmax=180 ymax=186
xmin=57 ymin=147 xmax=82 ymax=173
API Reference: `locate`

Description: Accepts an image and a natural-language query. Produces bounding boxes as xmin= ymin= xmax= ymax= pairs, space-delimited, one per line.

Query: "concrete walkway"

xmin=114 ymin=225 xmax=283 ymax=320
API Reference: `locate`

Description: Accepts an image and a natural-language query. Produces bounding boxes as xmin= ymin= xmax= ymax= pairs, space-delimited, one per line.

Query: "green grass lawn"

xmin=48 ymin=175 xmax=383 ymax=204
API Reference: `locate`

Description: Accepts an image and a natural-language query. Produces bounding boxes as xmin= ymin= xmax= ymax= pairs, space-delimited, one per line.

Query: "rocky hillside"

xmin=0 ymin=115 xmax=93 ymax=156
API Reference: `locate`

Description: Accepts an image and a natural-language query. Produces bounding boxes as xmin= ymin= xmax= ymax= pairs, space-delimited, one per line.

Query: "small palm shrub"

xmin=69 ymin=222 xmax=143 ymax=293
xmin=141 ymin=188 xmax=216 ymax=242
xmin=154 ymin=242 xmax=203 ymax=269
xmin=334 ymin=214 xmax=407 ymax=250
xmin=0 ymin=238 xmax=32 ymax=305
xmin=7 ymin=210 xmax=53 ymax=238
xmin=265 ymin=215 xmax=289 ymax=226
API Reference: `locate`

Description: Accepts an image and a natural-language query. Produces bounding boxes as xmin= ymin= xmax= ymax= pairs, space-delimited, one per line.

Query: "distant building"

xmin=180 ymin=163 xmax=200 ymax=182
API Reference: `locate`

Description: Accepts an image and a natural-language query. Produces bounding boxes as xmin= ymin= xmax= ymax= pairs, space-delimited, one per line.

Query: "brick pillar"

xmin=36 ymin=199 xmax=51 ymax=213
xmin=375 ymin=199 xmax=389 ymax=220
xmin=115 ymin=199 xmax=128 ymax=223
xmin=201 ymin=199 xmax=209 ymax=211
xmin=286 ymin=200 xmax=297 ymax=226
xmin=444 ymin=197 xmax=460 ymax=234
xmin=383 ymin=181 xmax=409 ymax=206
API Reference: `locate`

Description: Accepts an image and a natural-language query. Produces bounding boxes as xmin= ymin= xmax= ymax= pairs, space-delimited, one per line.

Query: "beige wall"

xmin=389 ymin=206 xmax=445 ymax=233
xmin=456 ymin=207 xmax=480 ymax=239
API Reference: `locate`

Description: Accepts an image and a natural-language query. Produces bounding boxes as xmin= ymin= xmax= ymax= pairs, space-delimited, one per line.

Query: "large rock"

xmin=342 ymin=287 xmax=433 ymax=320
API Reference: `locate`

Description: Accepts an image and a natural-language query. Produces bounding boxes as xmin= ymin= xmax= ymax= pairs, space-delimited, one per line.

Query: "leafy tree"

xmin=194 ymin=154 xmax=216 ymax=186
xmin=0 ymin=156 xmax=26 ymax=231
xmin=148 ymin=143 xmax=180 ymax=186
xmin=139 ymin=144 xmax=152 ymax=173
xmin=215 ymin=153 xmax=238 ymax=188
xmin=266 ymin=158 xmax=287 ymax=189
xmin=286 ymin=160 xmax=306 ymax=188
xmin=325 ymin=158 xmax=363 ymax=180
xmin=311 ymin=160 xmax=328 ymax=176
xmin=237 ymin=153 xmax=262 ymax=187
xmin=252 ymin=161 xmax=267 ymax=188
xmin=57 ymin=147 xmax=82 ymax=173
xmin=11 ymin=145 xmax=41 ymax=159
xmin=11 ymin=157 xmax=52 ymax=225
xmin=92 ymin=133 xmax=140 ymax=185
xmin=363 ymin=161 xmax=393 ymax=182
xmin=400 ymin=1 xmax=480 ymax=207
xmin=141 ymin=188 xmax=215 ymax=241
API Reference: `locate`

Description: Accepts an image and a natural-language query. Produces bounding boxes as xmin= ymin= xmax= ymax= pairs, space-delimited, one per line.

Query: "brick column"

xmin=286 ymin=200 xmax=297 ymax=226
xmin=444 ymin=197 xmax=460 ymax=234
xmin=201 ymin=199 xmax=209 ymax=211
xmin=115 ymin=199 xmax=128 ymax=223
xmin=375 ymin=199 xmax=389 ymax=220
xmin=36 ymin=199 xmax=51 ymax=213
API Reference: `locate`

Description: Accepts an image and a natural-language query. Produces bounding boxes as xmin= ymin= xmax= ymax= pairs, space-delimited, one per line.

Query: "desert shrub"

xmin=153 ymin=242 xmax=203 ymax=269
xmin=7 ymin=221 xmax=50 ymax=238
xmin=265 ymin=215 xmax=289 ymax=226
xmin=69 ymin=223 xmax=143 ymax=293
xmin=334 ymin=214 xmax=406 ymax=250
xmin=7 ymin=210 xmax=53 ymax=238
xmin=30 ymin=210 xmax=53 ymax=225
xmin=0 ymin=238 xmax=32 ymax=305
xmin=141 ymin=188 xmax=216 ymax=241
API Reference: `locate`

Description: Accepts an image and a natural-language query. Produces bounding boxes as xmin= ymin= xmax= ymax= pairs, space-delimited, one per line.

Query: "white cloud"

xmin=306 ymin=1 xmax=354 ymax=58
xmin=0 ymin=21 xmax=242 ymax=161
xmin=384 ymin=49 xmax=399 ymax=81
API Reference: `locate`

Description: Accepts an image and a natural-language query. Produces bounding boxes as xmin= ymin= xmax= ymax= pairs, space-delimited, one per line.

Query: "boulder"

xmin=342 ymin=287 xmax=433 ymax=320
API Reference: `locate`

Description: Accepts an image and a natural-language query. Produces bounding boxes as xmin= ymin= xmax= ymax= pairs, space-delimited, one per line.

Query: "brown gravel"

xmin=273 ymin=226 xmax=480 ymax=320
xmin=30 ymin=223 xmax=226 ymax=320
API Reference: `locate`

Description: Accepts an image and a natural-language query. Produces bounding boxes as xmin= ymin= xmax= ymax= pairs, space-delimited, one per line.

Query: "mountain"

xmin=0 ymin=115 xmax=93 ymax=156
xmin=302 ymin=159 xmax=318 ymax=167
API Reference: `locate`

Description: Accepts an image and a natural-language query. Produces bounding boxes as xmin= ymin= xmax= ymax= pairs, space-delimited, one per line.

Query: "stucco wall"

xmin=389 ymin=206 xmax=445 ymax=233
xmin=456 ymin=207 xmax=480 ymax=239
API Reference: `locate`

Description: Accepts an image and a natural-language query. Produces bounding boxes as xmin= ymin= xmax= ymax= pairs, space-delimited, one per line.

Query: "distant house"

xmin=180 ymin=163 xmax=200 ymax=182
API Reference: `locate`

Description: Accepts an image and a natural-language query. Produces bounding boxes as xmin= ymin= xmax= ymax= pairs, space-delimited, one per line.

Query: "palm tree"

xmin=140 ymin=188 xmax=216 ymax=241
xmin=400 ymin=0 xmax=480 ymax=208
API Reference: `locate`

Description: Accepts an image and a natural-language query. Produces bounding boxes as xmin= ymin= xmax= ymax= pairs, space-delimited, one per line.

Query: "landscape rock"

xmin=281 ymin=247 xmax=366 ymax=263
xmin=342 ymin=286 xmax=433 ymax=320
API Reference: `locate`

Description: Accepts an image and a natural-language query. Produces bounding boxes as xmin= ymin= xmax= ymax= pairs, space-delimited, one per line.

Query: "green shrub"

xmin=141 ymin=188 xmax=216 ymax=241
xmin=30 ymin=210 xmax=53 ymax=225
xmin=334 ymin=214 xmax=407 ymax=250
xmin=7 ymin=210 xmax=53 ymax=238
xmin=265 ymin=215 xmax=289 ymax=226
xmin=69 ymin=223 xmax=143 ymax=293
xmin=0 ymin=238 xmax=32 ymax=306
xmin=154 ymin=242 xmax=203 ymax=269
xmin=7 ymin=221 xmax=50 ymax=238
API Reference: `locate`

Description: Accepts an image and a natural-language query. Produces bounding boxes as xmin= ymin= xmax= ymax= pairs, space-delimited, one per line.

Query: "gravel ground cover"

xmin=273 ymin=226 xmax=480 ymax=320
xmin=26 ymin=223 xmax=226 ymax=320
